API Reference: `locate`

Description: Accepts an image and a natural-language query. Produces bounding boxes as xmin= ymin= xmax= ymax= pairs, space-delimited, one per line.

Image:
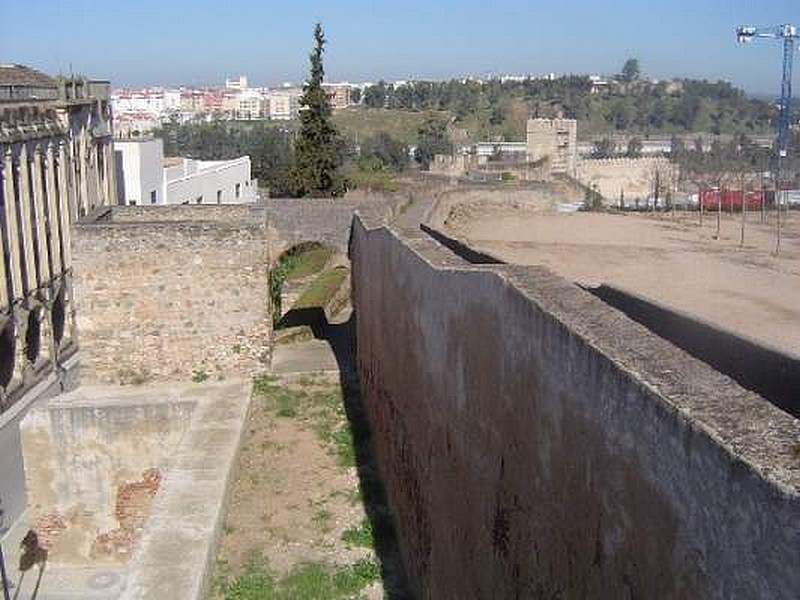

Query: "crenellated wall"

xmin=350 ymin=215 xmax=800 ymax=599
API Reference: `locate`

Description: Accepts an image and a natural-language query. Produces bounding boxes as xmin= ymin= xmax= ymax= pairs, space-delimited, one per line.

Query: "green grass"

xmin=284 ymin=245 xmax=335 ymax=282
xmin=312 ymin=505 xmax=333 ymax=531
xmin=269 ymin=243 xmax=335 ymax=322
xmin=252 ymin=375 xmax=354 ymax=466
xmin=345 ymin=165 xmax=400 ymax=193
xmin=216 ymin=552 xmax=380 ymax=600
xmin=341 ymin=519 xmax=374 ymax=549
xmin=333 ymin=107 xmax=445 ymax=146
xmin=291 ymin=267 xmax=348 ymax=312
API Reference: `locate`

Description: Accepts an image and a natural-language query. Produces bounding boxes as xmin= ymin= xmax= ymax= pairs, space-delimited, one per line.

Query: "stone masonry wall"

xmin=72 ymin=219 xmax=270 ymax=383
xmin=576 ymin=156 xmax=677 ymax=201
xmin=351 ymin=215 xmax=800 ymax=599
xmin=260 ymin=195 xmax=398 ymax=257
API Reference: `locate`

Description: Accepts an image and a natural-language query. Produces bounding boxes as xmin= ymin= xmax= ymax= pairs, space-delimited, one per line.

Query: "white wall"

xmin=115 ymin=139 xmax=165 ymax=205
xmin=165 ymin=157 xmax=256 ymax=205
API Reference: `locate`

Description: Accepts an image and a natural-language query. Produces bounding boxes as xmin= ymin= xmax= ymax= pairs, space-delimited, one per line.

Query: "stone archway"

xmin=269 ymin=241 xmax=350 ymax=334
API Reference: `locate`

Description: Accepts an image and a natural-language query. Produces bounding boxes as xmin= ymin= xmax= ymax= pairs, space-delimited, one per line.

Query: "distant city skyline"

xmin=3 ymin=1 xmax=798 ymax=96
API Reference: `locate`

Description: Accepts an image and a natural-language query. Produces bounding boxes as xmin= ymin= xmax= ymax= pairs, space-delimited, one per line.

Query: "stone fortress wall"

xmin=576 ymin=156 xmax=678 ymax=202
xmin=70 ymin=196 xmax=398 ymax=384
xmin=350 ymin=213 xmax=800 ymax=599
xmin=72 ymin=207 xmax=272 ymax=384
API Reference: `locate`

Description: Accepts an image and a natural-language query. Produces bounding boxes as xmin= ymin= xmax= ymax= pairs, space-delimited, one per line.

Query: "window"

xmin=196 ymin=195 xmax=203 ymax=204
xmin=235 ymin=183 xmax=241 ymax=199
xmin=217 ymin=190 xmax=222 ymax=204
xmin=150 ymin=190 xmax=157 ymax=204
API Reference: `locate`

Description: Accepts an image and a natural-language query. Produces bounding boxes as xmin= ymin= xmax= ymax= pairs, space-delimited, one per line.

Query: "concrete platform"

xmin=271 ymin=339 xmax=340 ymax=374
xmin=4 ymin=379 xmax=251 ymax=600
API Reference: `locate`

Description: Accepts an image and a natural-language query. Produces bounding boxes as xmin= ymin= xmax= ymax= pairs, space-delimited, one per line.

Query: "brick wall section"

xmin=72 ymin=219 xmax=271 ymax=383
xmin=351 ymin=214 xmax=800 ymax=599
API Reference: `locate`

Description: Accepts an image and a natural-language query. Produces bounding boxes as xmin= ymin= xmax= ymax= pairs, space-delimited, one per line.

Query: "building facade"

xmin=115 ymin=138 xmax=257 ymax=206
xmin=322 ymin=83 xmax=352 ymax=109
xmin=0 ymin=65 xmax=116 ymax=406
xmin=267 ymin=91 xmax=301 ymax=120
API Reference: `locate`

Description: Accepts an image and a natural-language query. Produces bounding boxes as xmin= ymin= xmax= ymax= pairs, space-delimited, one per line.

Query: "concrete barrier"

xmin=588 ymin=284 xmax=800 ymax=420
xmin=350 ymin=215 xmax=800 ymax=599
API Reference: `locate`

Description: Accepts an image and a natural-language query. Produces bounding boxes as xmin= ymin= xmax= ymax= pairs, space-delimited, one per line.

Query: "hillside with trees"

xmin=359 ymin=61 xmax=774 ymax=141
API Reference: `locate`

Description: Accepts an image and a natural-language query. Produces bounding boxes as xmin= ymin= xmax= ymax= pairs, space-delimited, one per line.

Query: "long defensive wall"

xmin=350 ymin=214 xmax=800 ymax=598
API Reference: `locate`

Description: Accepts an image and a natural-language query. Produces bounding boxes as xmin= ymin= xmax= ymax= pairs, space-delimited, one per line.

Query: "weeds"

xmin=216 ymin=553 xmax=380 ymax=600
xmin=192 ymin=369 xmax=209 ymax=383
xmin=341 ymin=518 xmax=373 ymax=549
xmin=117 ymin=366 xmax=151 ymax=386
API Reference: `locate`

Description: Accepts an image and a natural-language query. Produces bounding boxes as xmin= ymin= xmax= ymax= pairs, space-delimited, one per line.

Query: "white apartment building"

xmin=115 ymin=138 xmax=257 ymax=205
xmin=268 ymin=91 xmax=300 ymax=120
xmin=234 ymin=90 xmax=266 ymax=120
xmin=112 ymin=88 xmax=181 ymax=119
xmin=225 ymin=75 xmax=249 ymax=91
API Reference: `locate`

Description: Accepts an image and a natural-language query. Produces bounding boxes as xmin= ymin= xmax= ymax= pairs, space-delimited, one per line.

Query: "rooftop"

xmin=0 ymin=64 xmax=57 ymax=88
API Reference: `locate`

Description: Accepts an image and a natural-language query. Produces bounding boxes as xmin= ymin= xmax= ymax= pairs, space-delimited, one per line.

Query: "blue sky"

xmin=2 ymin=1 xmax=799 ymax=94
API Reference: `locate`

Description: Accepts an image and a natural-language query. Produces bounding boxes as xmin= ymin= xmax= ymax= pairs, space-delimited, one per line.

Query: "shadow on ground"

xmin=279 ymin=307 xmax=412 ymax=599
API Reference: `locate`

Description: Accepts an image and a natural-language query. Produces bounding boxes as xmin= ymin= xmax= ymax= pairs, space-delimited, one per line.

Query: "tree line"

xmin=361 ymin=61 xmax=773 ymax=138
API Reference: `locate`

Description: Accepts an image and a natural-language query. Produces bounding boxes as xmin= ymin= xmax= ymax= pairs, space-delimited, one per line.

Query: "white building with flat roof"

xmin=115 ymin=138 xmax=257 ymax=205
xmin=225 ymin=75 xmax=249 ymax=91
xmin=268 ymin=90 xmax=301 ymax=120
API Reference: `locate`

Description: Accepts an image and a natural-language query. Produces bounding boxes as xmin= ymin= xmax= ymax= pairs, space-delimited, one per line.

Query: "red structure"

xmin=700 ymin=189 xmax=770 ymax=210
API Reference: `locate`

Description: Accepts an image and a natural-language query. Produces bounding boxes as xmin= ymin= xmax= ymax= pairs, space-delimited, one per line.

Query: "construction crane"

xmin=736 ymin=24 xmax=799 ymax=252
xmin=736 ymin=24 xmax=799 ymax=164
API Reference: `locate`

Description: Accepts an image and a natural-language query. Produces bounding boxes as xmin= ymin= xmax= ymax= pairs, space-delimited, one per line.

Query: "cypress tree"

xmin=289 ymin=23 xmax=347 ymax=197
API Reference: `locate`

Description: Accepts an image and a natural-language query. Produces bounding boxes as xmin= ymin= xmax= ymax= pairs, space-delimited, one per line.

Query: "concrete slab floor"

xmin=1 ymin=379 xmax=251 ymax=600
xmin=271 ymin=339 xmax=340 ymax=374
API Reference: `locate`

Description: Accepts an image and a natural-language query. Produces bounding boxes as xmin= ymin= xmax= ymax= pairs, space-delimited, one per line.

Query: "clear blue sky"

xmin=2 ymin=1 xmax=798 ymax=94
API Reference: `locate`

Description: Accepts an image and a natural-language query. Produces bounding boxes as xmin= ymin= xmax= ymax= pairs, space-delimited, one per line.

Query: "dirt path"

xmin=446 ymin=198 xmax=800 ymax=357
xmin=210 ymin=317 xmax=410 ymax=599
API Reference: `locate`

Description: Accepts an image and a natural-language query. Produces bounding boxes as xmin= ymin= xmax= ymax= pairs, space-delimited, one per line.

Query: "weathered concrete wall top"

xmin=100 ymin=204 xmax=258 ymax=224
xmin=351 ymin=214 xmax=800 ymax=599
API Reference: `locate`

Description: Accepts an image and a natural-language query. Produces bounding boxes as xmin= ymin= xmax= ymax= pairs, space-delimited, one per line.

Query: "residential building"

xmin=268 ymin=90 xmax=301 ymax=120
xmin=225 ymin=75 xmax=249 ymax=91
xmin=233 ymin=90 xmax=266 ymax=120
xmin=322 ymin=83 xmax=351 ymax=109
xmin=115 ymin=138 xmax=257 ymax=206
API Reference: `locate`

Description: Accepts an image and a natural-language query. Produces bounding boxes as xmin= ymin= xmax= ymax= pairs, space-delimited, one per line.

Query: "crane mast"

xmin=736 ymin=24 xmax=798 ymax=167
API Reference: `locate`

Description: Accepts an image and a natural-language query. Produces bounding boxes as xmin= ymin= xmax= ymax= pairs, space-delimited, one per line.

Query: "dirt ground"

xmin=210 ymin=373 xmax=387 ymax=599
xmin=445 ymin=194 xmax=800 ymax=357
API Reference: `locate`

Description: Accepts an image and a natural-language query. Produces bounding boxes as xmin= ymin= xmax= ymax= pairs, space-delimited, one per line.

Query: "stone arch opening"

xmin=25 ymin=309 xmax=41 ymax=364
xmin=52 ymin=285 xmax=66 ymax=346
xmin=0 ymin=319 xmax=16 ymax=387
xmin=269 ymin=241 xmax=348 ymax=330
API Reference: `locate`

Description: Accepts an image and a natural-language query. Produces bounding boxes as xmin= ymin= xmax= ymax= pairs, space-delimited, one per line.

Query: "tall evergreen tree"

xmin=289 ymin=23 xmax=347 ymax=197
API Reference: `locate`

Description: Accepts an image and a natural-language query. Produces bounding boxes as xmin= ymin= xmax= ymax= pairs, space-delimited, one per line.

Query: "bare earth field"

xmin=445 ymin=195 xmax=800 ymax=357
